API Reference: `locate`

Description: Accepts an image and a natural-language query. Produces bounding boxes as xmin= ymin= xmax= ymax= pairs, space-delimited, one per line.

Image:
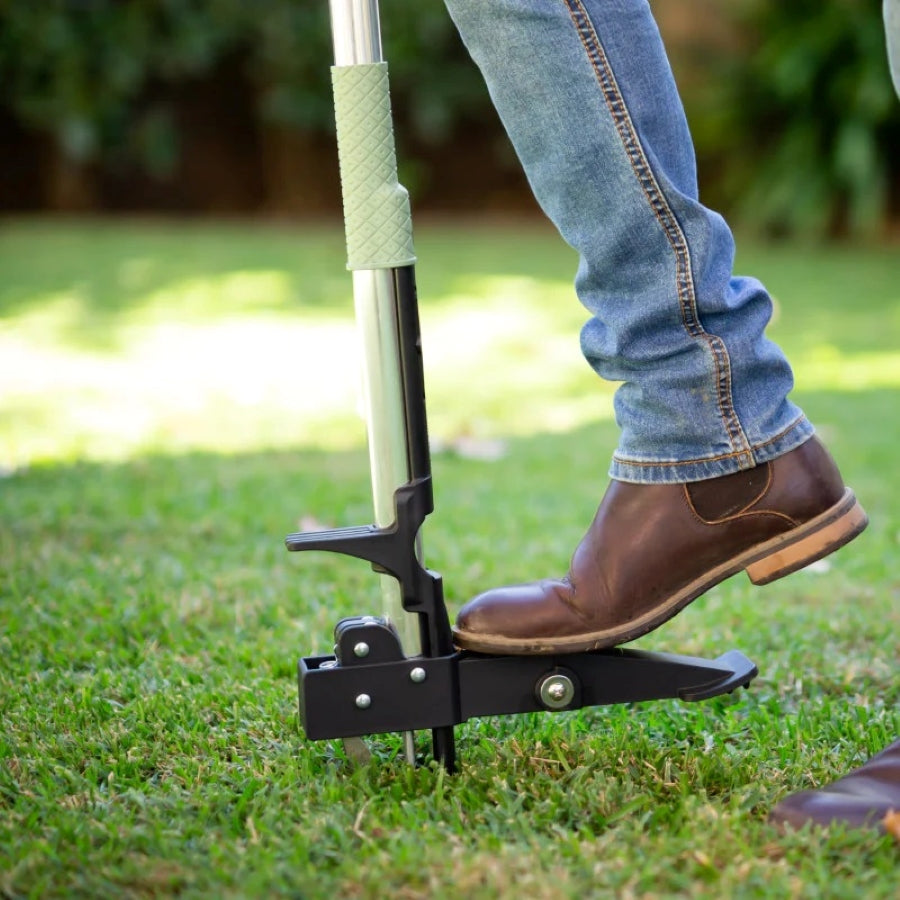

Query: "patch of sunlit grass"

xmin=792 ymin=346 xmax=900 ymax=391
xmin=0 ymin=234 xmax=612 ymax=468
xmin=2 ymin=220 xmax=899 ymax=473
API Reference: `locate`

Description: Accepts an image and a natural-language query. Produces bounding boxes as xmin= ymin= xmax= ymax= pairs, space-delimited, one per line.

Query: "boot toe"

xmin=770 ymin=739 xmax=900 ymax=831
xmin=454 ymin=580 xmax=585 ymax=652
xmin=456 ymin=582 xmax=551 ymax=638
xmin=770 ymin=790 xmax=894 ymax=830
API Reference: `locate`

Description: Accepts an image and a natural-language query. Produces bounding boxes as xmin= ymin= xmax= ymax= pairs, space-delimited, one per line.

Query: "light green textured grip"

xmin=332 ymin=62 xmax=416 ymax=270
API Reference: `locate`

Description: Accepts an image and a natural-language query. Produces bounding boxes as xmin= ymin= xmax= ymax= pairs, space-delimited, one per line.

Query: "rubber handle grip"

xmin=332 ymin=62 xmax=417 ymax=270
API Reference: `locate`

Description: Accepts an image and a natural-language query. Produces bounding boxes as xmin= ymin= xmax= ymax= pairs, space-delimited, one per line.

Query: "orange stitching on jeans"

xmin=611 ymin=414 xmax=808 ymax=470
xmin=562 ymin=0 xmax=752 ymax=458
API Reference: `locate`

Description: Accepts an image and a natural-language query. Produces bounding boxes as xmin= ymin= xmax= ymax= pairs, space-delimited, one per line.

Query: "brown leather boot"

xmin=770 ymin=740 xmax=900 ymax=830
xmin=453 ymin=436 xmax=867 ymax=654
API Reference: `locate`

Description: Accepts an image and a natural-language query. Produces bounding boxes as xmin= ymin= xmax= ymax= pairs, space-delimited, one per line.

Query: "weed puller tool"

xmin=287 ymin=0 xmax=758 ymax=772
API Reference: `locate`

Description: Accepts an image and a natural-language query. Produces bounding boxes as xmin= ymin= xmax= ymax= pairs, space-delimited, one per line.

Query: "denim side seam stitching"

xmin=613 ymin=411 xmax=807 ymax=469
xmin=562 ymin=0 xmax=752 ymax=463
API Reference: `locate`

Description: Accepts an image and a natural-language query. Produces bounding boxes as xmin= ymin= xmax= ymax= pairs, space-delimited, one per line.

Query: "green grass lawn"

xmin=1 ymin=219 xmax=898 ymax=898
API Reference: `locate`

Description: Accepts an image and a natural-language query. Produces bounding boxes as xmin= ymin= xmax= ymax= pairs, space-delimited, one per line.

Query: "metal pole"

xmin=329 ymin=0 xmax=382 ymax=63
xmin=328 ymin=0 xmax=421 ymax=764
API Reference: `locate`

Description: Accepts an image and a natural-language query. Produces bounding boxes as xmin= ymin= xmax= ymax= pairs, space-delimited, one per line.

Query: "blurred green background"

xmin=2 ymin=0 xmax=899 ymax=238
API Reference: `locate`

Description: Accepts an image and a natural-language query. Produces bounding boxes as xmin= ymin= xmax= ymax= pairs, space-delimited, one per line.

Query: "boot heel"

xmin=745 ymin=492 xmax=868 ymax=586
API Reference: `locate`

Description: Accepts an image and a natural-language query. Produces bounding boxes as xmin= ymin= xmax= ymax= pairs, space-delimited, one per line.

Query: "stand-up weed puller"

xmin=286 ymin=0 xmax=758 ymax=772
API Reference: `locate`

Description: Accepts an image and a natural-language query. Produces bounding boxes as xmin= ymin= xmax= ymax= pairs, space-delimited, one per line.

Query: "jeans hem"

xmin=609 ymin=416 xmax=816 ymax=484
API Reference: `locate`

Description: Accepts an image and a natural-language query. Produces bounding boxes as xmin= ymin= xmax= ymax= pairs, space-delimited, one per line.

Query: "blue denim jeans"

xmin=443 ymin=0 xmax=814 ymax=483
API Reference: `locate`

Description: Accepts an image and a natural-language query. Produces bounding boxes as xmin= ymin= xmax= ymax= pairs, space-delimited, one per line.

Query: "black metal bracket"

xmin=297 ymin=616 xmax=757 ymax=743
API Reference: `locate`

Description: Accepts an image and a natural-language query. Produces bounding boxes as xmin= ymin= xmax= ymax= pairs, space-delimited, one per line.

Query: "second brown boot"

xmin=770 ymin=740 xmax=900 ymax=831
xmin=453 ymin=437 xmax=867 ymax=654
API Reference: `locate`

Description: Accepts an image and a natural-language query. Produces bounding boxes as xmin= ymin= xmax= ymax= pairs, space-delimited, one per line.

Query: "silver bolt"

xmin=547 ymin=682 xmax=567 ymax=701
xmin=409 ymin=667 xmax=427 ymax=683
xmin=353 ymin=642 xmax=370 ymax=658
xmin=355 ymin=694 xmax=372 ymax=709
xmin=319 ymin=659 xmax=339 ymax=670
xmin=537 ymin=673 xmax=575 ymax=710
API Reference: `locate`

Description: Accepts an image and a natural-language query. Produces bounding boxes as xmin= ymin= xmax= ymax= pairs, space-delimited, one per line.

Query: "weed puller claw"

xmin=288 ymin=0 xmax=758 ymax=773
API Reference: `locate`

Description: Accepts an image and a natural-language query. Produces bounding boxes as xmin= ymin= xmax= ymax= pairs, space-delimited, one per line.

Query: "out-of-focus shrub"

xmin=1 ymin=0 xmax=898 ymax=231
xmin=0 ymin=1 xmax=487 ymax=176
xmin=715 ymin=0 xmax=900 ymax=236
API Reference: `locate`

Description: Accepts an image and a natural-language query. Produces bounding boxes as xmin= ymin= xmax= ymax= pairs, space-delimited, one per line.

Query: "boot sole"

xmin=453 ymin=488 xmax=868 ymax=655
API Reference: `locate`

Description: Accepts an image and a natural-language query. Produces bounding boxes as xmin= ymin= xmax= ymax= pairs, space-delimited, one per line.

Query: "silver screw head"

xmin=353 ymin=642 xmax=370 ymax=658
xmin=547 ymin=681 xmax=567 ymax=701
xmin=537 ymin=673 xmax=575 ymax=710
xmin=409 ymin=667 xmax=427 ymax=683
xmin=355 ymin=693 xmax=372 ymax=709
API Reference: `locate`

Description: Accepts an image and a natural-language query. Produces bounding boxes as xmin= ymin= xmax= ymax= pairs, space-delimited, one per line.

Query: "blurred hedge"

xmin=0 ymin=2 xmax=480 ymax=174
xmin=716 ymin=0 xmax=900 ymax=237
xmin=1 ymin=0 xmax=897 ymax=234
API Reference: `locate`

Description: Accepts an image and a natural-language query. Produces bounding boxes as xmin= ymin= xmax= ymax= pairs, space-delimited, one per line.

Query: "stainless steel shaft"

xmin=328 ymin=0 xmax=423 ymax=770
